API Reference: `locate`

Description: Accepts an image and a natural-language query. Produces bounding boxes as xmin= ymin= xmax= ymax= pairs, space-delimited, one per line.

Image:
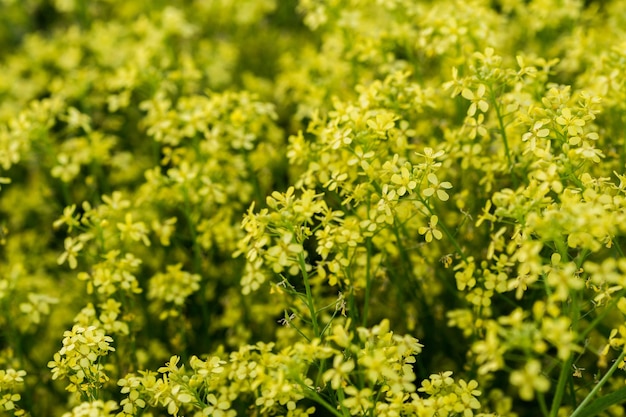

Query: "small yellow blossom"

xmin=419 ymin=215 xmax=443 ymax=243
xmin=510 ymin=360 xmax=549 ymax=401
xmin=423 ymin=173 xmax=453 ymax=201
xmin=391 ymin=166 xmax=417 ymax=196
xmin=462 ymin=84 xmax=489 ymax=116
xmin=57 ymin=237 xmax=84 ymax=269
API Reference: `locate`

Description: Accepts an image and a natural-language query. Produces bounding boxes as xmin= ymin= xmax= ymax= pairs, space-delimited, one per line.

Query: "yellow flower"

xmin=391 ymin=166 xmax=417 ymax=196
xmin=423 ymin=173 xmax=452 ymax=201
xmin=462 ymin=84 xmax=489 ymax=116
xmin=323 ymin=355 xmax=354 ymax=389
xmin=117 ymin=213 xmax=151 ymax=246
xmin=419 ymin=215 xmax=443 ymax=243
xmin=57 ymin=237 xmax=84 ymax=269
xmin=555 ymin=107 xmax=585 ymax=137
xmin=366 ymin=112 xmax=398 ymax=139
xmin=342 ymin=386 xmax=373 ymax=414
xmin=510 ymin=360 xmax=549 ymax=401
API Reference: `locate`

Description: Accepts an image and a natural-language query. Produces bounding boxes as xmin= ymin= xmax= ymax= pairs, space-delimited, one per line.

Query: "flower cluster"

xmin=0 ymin=369 xmax=27 ymax=416
xmin=61 ymin=400 xmax=119 ymax=417
xmin=47 ymin=325 xmax=116 ymax=399
xmin=113 ymin=319 xmax=429 ymax=417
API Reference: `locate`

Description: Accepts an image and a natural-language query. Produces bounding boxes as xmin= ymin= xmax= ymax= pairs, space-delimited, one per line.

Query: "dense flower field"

xmin=1 ymin=0 xmax=626 ymax=416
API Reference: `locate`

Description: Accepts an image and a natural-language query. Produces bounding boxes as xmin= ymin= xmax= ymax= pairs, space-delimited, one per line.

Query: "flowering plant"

xmin=1 ymin=0 xmax=626 ymax=416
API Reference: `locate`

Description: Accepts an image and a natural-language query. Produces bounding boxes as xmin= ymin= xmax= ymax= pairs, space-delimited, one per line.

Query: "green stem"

xmin=578 ymin=295 xmax=625 ymax=343
xmin=303 ymin=386 xmax=344 ymax=417
xmin=244 ymin=151 xmax=264 ymax=206
xmin=550 ymin=353 xmax=575 ymax=417
xmin=570 ymin=350 xmax=626 ymax=417
xmin=567 ymin=372 xmax=578 ymax=409
xmin=61 ymin=181 xmax=71 ymax=206
xmin=336 ymin=386 xmax=351 ymax=417
xmin=298 ymin=252 xmax=320 ymax=338
xmin=489 ymin=85 xmax=517 ymax=187
xmin=347 ymin=285 xmax=359 ymax=325
xmin=362 ymin=237 xmax=372 ymax=328
xmin=621 ymin=117 xmax=626 ymax=171
xmin=550 ymin=287 xmax=583 ymax=416
xmin=286 ymin=318 xmax=311 ymax=343
xmin=538 ymin=392 xmax=550 ymax=417
xmin=181 ymin=186 xmax=210 ymax=349
xmin=181 ymin=187 xmax=202 ymax=273
xmin=319 ymin=310 xmax=338 ymax=338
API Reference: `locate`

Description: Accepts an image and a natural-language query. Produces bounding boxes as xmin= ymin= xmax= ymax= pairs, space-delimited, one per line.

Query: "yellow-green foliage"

xmin=1 ymin=0 xmax=626 ymax=416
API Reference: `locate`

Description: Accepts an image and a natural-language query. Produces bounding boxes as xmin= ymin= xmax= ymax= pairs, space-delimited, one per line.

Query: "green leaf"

xmin=575 ymin=386 xmax=626 ymax=417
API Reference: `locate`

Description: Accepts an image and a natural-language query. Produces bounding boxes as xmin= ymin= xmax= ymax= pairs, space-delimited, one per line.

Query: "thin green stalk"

xmin=336 ymin=386 xmax=351 ymax=417
xmin=386 ymin=223 xmax=441 ymax=371
xmin=298 ymin=252 xmax=320 ymax=337
xmin=538 ymin=392 xmax=550 ymax=417
xmin=319 ymin=314 xmax=337 ymax=338
xmin=181 ymin=187 xmax=202 ymax=273
xmin=488 ymin=85 xmax=517 ymax=187
xmin=567 ymin=372 xmax=578 ymax=409
xmin=550 ymin=353 xmax=575 ymax=417
xmin=362 ymin=237 xmax=372 ymax=328
xmin=550 ymin=288 xmax=583 ymax=417
xmin=181 ymin=186 xmax=210 ymax=348
xmin=570 ymin=350 xmax=626 ymax=417
xmin=61 ymin=181 xmax=71 ymax=206
xmin=286 ymin=318 xmax=311 ymax=343
xmin=243 ymin=151 xmax=264 ymax=206
xmin=303 ymin=385 xmax=344 ymax=417
xmin=578 ymin=290 xmax=626 ymax=342
xmin=347 ymin=286 xmax=359 ymax=325
xmin=622 ymin=119 xmax=626 ymax=171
